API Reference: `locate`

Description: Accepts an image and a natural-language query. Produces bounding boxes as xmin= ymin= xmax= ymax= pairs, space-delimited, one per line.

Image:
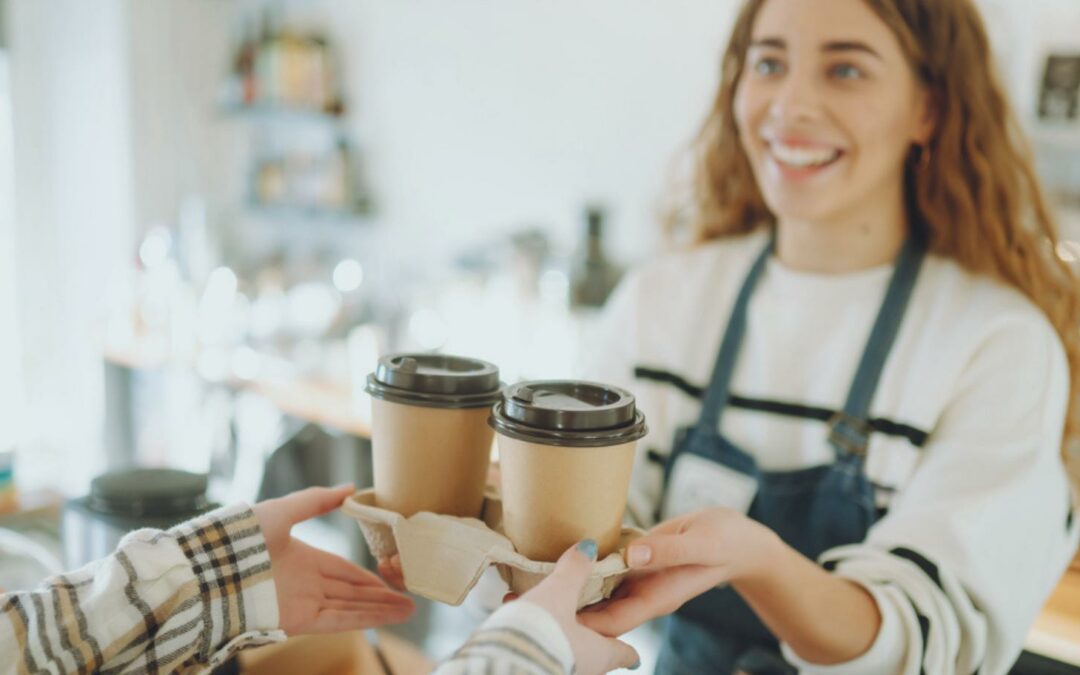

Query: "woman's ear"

xmin=911 ymin=86 xmax=938 ymax=145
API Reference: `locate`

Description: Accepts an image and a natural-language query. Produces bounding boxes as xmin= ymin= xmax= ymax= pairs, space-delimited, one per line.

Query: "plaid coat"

xmin=1 ymin=504 xmax=285 ymax=674
xmin=1 ymin=504 xmax=575 ymax=675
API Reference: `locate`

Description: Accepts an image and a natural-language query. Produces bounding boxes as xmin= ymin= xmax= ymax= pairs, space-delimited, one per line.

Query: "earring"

xmin=917 ymin=145 xmax=932 ymax=170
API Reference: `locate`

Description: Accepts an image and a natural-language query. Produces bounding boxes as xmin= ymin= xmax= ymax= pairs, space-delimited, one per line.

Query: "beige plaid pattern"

xmin=1 ymin=504 xmax=284 ymax=674
xmin=436 ymin=601 xmax=574 ymax=675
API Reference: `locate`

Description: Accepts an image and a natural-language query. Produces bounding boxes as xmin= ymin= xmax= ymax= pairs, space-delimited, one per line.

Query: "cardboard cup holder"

xmin=341 ymin=488 xmax=641 ymax=609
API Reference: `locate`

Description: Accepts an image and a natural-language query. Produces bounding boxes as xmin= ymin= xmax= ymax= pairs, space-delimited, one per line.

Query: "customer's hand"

xmin=253 ymin=485 xmax=416 ymax=635
xmin=579 ymin=508 xmax=779 ymax=637
xmin=516 ymin=541 xmax=640 ymax=674
xmin=376 ymin=554 xmax=406 ymax=592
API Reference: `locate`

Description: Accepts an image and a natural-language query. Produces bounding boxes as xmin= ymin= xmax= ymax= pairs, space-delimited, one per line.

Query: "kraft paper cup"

xmin=490 ymin=381 xmax=647 ymax=562
xmin=371 ymin=399 xmax=494 ymax=517
xmin=367 ymin=353 xmax=502 ymax=518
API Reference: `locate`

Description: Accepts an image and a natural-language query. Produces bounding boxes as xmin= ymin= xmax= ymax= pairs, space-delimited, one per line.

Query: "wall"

xmin=6 ymin=0 xmax=136 ymax=492
xmin=0 ymin=50 xmax=20 ymax=454
xmin=328 ymin=0 xmax=739 ymax=266
xmin=127 ymin=0 xmax=741 ymax=271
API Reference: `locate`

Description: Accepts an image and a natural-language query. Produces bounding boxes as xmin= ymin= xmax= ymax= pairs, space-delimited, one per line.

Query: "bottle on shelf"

xmin=569 ymin=205 xmax=623 ymax=310
xmin=233 ymin=24 xmax=257 ymax=105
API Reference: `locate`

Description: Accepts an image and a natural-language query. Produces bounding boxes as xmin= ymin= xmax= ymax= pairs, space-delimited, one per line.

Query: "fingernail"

xmin=630 ymin=659 xmax=641 ymax=670
xmin=334 ymin=482 xmax=355 ymax=491
xmin=627 ymin=544 xmax=651 ymax=567
xmin=576 ymin=539 xmax=598 ymax=561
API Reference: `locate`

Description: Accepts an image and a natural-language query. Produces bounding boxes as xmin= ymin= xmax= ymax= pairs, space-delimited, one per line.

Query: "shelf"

xmin=1028 ymin=124 xmax=1080 ymax=151
xmin=104 ymin=340 xmax=373 ymax=440
xmin=219 ymin=103 xmax=347 ymax=131
xmin=246 ymin=202 xmax=373 ymax=224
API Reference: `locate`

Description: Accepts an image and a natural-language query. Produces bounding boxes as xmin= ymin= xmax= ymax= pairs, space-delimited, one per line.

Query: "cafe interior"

xmin=0 ymin=0 xmax=1078 ymax=673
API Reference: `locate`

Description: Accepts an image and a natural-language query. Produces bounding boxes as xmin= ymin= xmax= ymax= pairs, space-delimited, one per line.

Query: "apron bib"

xmin=655 ymin=234 xmax=925 ymax=675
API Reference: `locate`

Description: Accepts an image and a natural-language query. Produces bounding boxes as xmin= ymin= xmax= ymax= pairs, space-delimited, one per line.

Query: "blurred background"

xmin=0 ymin=1 xmax=1078 ymax=672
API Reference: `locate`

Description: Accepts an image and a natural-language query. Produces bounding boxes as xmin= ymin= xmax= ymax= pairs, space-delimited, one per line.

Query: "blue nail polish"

xmin=576 ymin=539 xmax=598 ymax=560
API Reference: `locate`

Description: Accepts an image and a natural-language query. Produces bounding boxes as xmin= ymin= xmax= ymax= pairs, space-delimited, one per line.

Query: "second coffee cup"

xmin=490 ymin=380 xmax=647 ymax=562
xmin=366 ymin=353 xmax=502 ymax=518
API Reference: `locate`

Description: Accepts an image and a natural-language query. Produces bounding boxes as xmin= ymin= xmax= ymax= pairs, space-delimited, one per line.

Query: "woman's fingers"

xmin=577 ymin=581 xmax=659 ymax=636
xmin=324 ymin=578 xmax=413 ymax=607
xmin=625 ymin=531 xmax=714 ymax=570
xmin=598 ymin=636 xmax=640 ymax=672
xmin=644 ymin=512 xmax=695 ymax=536
xmin=319 ymin=550 xmax=386 ymax=585
xmin=324 ymin=591 xmax=415 ymax=612
xmin=376 ymin=555 xmax=407 ymax=592
xmin=579 ymin=566 xmax=721 ymax=637
xmin=280 ymin=484 xmax=356 ymax=525
xmin=312 ymin=605 xmax=414 ymax=633
xmin=531 ymin=540 xmax=598 ymax=612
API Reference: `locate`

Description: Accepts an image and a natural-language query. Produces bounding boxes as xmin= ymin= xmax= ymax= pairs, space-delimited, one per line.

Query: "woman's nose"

xmin=767 ymin=69 xmax=822 ymax=124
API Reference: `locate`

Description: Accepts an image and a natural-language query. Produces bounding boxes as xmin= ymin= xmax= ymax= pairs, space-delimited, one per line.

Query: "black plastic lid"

xmin=489 ymin=380 xmax=647 ymax=447
xmin=89 ymin=468 xmax=210 ymax=518
xmin=365 ymin=353 xmax=502 ymax=409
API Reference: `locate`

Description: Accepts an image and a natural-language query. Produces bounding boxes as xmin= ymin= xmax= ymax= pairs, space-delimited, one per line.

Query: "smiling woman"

xmin=563 ymin=0 xmax=1080 ymax=674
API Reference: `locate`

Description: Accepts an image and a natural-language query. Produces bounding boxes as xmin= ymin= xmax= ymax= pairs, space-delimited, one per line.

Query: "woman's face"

xmin=734 ymin=0 xmax=933 ymax=227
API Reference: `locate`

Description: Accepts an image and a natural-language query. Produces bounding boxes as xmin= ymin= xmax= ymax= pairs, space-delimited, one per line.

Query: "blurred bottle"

xmin=233 ymin=23 xmax=258 ymax=105
xmin=0 ymin=449 xmax=15 ymax=514
xmin=255 ymin=9 xmax=281 ymax=105
xmin=569 ymin=206 xmax=622 ymax=309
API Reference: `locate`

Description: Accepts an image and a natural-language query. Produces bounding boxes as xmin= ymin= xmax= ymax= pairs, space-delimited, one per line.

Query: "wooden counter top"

xmin=103 ymin=342 xmax=372 ymax=439
xmin=1027 ymin=566 xmax=1080 ymax=666
xmin=248 ymin=377 xmax=371 ymax=439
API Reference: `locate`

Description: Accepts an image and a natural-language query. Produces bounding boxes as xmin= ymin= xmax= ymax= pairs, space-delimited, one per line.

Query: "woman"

xmin=569 ymin=0 xmax=1080 ymax=673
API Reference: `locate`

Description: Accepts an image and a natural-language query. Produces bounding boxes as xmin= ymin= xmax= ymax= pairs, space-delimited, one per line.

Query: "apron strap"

xmin=828 ymin=237 xmax=926 ymax=458
xmin=695 ymin=235 xmax=774 ymax=432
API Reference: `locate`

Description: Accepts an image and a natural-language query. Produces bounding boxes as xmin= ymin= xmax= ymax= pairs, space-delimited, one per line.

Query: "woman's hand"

xmin=376 ymin=554 xmax=406 ymax=592
xmin=253 ymin=485 xmax=416 ymax=635
xmin=517 ymin=541 xmax=640 ymax=674
xmin=580 ymin=508 xmax=780 ymax=637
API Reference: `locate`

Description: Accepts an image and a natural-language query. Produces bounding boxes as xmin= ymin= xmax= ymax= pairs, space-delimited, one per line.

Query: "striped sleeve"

xmin=433 ymin=601 xmax=574 ymax=675
xmin=0 ymin=503 xmax=285 ymax=675
xmin=785 ymin=319 xmax=1079 ymax=675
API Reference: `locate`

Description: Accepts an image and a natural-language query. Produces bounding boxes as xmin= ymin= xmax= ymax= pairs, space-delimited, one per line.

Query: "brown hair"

xmin=673 ymin=0 xmax=1080 ymax=479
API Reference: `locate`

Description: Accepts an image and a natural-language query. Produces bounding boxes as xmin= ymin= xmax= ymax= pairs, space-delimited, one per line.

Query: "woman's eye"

xmin=830 ymin=63 xmax=863 ymax=80
xmin=753 ymin=58 xmax=785 ymax=76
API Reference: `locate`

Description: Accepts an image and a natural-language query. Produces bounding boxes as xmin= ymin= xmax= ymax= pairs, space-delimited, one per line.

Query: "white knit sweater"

xmin=575 ymin=229 xmax=1079 ymax=675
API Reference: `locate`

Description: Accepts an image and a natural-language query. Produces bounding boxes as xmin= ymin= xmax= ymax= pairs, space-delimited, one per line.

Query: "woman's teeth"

xmin=769 ymin=142 xmax=842 ymax=168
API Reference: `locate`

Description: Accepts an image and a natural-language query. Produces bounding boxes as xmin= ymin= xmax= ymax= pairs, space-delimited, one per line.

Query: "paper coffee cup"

xmin=367 ymin=354 xmax=502 ymax=518
xmin=490 ymin=381 xmax=647 ymax=562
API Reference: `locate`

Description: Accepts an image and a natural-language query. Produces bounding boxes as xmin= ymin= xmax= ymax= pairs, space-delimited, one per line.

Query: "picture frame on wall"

xmin=1037 ymin=53 xmax=1080 ymax=122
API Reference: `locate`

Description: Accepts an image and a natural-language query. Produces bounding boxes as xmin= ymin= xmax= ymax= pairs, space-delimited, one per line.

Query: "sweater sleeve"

xmin=785 ymin=318 xmax=1080 ymax=675
xmin=433 ymin=600 xmax=575 ymax=675
xmin=0 ymin=503 xmax=285 ymax=674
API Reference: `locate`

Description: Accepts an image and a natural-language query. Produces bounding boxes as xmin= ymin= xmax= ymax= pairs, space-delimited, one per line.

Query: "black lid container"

xmin=489 ymin=380 xmax=647 ymax=447
xmin=365 ymin=353 xmax=503 ymax=409
xmin=63 ymin=468 xmax=218 ymax=568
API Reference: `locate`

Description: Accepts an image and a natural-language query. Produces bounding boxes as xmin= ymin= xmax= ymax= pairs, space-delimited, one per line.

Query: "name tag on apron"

xmin=663 ymin=453 xmax=758 ymax=519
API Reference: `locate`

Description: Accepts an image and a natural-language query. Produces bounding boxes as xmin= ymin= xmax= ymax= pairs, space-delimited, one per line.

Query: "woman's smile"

xmin=762 ymin=134 xmax=848 ymax=181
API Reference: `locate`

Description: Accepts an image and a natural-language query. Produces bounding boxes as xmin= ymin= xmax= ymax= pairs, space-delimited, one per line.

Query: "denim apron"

xmin=654 ymin=235 xmax=925 ymax=675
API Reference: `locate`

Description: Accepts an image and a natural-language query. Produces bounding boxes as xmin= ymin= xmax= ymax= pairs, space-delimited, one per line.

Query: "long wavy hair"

xmin=671 ymin=0 xmax=1080 ymax=480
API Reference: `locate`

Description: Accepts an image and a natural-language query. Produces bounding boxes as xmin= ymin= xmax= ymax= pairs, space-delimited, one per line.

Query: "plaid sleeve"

xmin=0 ymin=503 xmax=285 ymax=675
xmin=434 ymin=601 xmax=574 ymax=675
